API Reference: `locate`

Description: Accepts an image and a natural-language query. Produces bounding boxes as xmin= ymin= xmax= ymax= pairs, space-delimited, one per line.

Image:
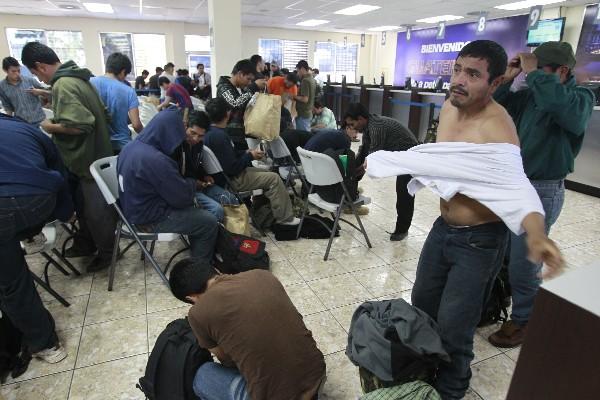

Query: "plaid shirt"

xmin=0 ymin=76 xmax=46 ymax=125
xmin=363 ymin=114 xmax=418 ymax=155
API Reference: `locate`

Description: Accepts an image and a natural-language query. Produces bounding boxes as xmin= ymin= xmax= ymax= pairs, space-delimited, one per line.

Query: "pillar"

xmin=208 ymin=0 xmax=242 ymax=95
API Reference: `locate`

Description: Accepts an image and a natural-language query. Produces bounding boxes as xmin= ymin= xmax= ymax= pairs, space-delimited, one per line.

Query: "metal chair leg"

xmin=108 ymin=221 xmax=123 ymax=291
xmin=40 ymin=251 xmax=70 ymax=276
xmin=324 ymin=199 xmax=344 ymax=261
xmin=51 ymin=248 xmax=81 ymax=276
xmin=31 ymin=272 xmax=70 ymax=307
xmin=296 ymin=185 xmax=312 ymax=239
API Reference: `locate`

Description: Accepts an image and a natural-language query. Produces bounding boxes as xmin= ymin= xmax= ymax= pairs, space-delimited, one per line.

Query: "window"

xmin=6 ymin=28 xmax=86 ymax=69
xmin=185 ymin=35 xmax=211 ymax=74
xmin=100 ymin=32 xmax=167 ymax=80
xmin=258 ymin=39 xmax=309 ymax=70
xmin=314 ymin=42 xmax=358 ymax=83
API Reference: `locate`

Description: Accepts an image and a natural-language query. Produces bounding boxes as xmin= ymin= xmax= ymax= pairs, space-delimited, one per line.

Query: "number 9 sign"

xmin=528 ymin=5 xmax=543 ymax=30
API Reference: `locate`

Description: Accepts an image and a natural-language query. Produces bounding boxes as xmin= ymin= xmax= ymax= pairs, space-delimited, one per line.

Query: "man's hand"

xmin=25 ymin=88 xmax=50 ymax=97
xmin=518 ymin=53 xmax=538 ymax=74
xmin=503 ymin=56 xmax=523 ymax=83
xmin=248 ymin=149 xmax=265 ymax=160
xmin=255 ymin=79 xmax=267 ymax=90
xmin=526 ymin=234 xmax=564 ymax=279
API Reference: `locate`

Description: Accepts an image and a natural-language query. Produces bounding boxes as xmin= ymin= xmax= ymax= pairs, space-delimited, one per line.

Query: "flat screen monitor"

xmin=526 ymin=17 xmax=565 ymax=47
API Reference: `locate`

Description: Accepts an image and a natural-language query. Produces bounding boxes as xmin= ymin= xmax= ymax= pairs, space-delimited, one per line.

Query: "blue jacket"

xmin=304 ymin=129 xmax=350 ymax=153
xmin=203 ymin=126 xmax=252 ymax=187
xmin=117 ymin=108 xmax=196 ymax=225
xmin=0 ymin=114 xmax=73 ymax=221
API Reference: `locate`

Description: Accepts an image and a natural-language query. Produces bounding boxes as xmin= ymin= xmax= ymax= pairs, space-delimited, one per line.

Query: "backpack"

xmin=478 ymin=263 xmax=511 ymax=327
xmin=137 ymin=318 xmax=212 ymax=400
xmin=315 ymin=148 xmax=359 ymax=204
xmin=214 ymin=225 xmax=270 ymax=274
xmin=272 ymin=214 xmax=341 ymax=241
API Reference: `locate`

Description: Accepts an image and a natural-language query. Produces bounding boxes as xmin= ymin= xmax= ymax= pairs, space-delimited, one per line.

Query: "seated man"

xmin=204 ymin=97 xmax=299 ymax=226
xmin=135 ymin=69 xmax=149 ymax=90
xmin=172 ymin=109 xmax=239 ymax=222
xmin=157 ymin=77 xmax=193 ymax=112
xmin=304 ymin=128 xmax=350 ymax=153
xmin=117 ymin=108 xmax=218 ymax=262
xmin=311 ymin=100 xmax=337 ymax=130
xmin=0 ymin=113 xmax=73 ymax=364
xmin=169 ymin=258 xmax=326 ymax=399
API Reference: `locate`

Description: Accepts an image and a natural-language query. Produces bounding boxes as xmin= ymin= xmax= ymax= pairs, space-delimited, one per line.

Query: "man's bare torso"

xmin=436 ymin=99 xmax=519 ymax=227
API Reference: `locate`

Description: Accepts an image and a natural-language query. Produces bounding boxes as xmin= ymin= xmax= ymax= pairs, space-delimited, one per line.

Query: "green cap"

xmin=533 ymin=41 xmax=576 ymax=69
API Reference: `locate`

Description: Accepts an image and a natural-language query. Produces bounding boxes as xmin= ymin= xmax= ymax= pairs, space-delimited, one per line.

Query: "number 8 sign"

xmin=476 ymin=15 xmax=486 ymax=35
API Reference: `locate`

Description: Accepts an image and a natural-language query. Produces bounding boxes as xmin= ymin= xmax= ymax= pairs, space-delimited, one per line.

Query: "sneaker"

xmin=21 ymin=232 xmax=47 ymax=254
xmin=488 ymin=320 xmax=527 ymax=348
xmin=32 ymin=343 xmax=67 ymax=364
xmin=86 ymin=256 xmax=112 ymax=273
xmin=281 ymin=217 xmax=300 ymax=226
xmin=343 ymin=206 xmax=369 ymax=215
xmin=64 ymin=243 xmax=96 ymax=258
xmin=390 ymin=231 xmax=408 ymax=241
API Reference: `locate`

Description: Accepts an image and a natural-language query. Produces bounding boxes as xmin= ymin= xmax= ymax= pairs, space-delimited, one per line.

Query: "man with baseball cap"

xmin=490 ymin=41 xmax=595 ymax=347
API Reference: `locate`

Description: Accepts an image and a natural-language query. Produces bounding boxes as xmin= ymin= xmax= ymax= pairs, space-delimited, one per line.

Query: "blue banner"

xmin=394 ymin=15 xmax=530 ymax=88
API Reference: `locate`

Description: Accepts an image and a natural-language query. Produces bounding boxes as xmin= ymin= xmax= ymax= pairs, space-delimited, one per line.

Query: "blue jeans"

xmin=509 ymin=179 xmax=565 ymax=325
xmin=193 ymin=362 xmax=249 ymax=400
xmin=295 ymin=116 xmax=311 ymax=132
xmin=153 ymin=207 xmax=218 ymax=262
xmin=0 ymin=195 xmax=59 ymax=353
xmin=195 ymin=185 xmax=239 ymax=223
xmin=412 ymin=217 xmax=508 ymax=400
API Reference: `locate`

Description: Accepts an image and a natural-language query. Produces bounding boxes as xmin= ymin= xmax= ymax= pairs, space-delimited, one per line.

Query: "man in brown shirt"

xmin=169 ymin=258 xmax=326 ymax=400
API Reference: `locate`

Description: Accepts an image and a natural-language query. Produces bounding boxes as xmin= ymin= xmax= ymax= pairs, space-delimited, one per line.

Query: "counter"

xmin=416 ymin=92 xmax=446 ymax=142
xmin=566 ymin=106 xmax=600 ymax=197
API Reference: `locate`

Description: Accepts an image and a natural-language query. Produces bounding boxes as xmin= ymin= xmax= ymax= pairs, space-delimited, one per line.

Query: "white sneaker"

xmin=33 ymin=343 xmax=67 ymax=364
xmin=21 ymin=232 xmax=47 ymax=254
xmin=281 ymin=217 xmax=300 ymax=226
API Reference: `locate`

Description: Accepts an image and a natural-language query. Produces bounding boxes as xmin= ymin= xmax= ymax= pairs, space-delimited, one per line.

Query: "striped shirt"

xmin=364 ymin=114 xmax=418 ymax=154
xmin=0 ymin=76 xmax=46 ymax=125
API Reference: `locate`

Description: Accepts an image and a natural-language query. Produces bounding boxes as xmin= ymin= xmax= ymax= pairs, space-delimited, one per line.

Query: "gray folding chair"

xmin=90 ymin=156 xmax=187 ymax=291
xmin=268 ymin=136 xmax=307 ymax=195
xmin=296 ymin=147 xmax=372 ymax=261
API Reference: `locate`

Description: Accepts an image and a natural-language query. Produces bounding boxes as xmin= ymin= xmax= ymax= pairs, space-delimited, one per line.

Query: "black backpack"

xmin=137 ymin=318 xmax=212 ymax=400
xmin=214 ymin=225 xmax=270 ymax=274
xmin=478 ymin=263 xmax=512 ymax=327
xmin=315 ymin=148 xmax=359 ymax=204
xmin=272 ymin=214 xmax=341 ymax=241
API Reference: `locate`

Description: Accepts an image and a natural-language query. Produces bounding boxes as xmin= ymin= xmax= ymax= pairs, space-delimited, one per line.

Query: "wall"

xmin=541 ymin=5 xmax=586 ymax=51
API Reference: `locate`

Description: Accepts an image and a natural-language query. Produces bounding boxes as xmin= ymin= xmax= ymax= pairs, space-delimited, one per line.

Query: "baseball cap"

xmin=533 ymin=41 xmax=576 ymax=69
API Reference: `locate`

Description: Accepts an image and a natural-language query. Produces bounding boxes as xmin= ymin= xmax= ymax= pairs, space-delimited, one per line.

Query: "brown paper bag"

xmin=223 ymin=204 xmax=251 ymax=236
xmin=244 ymin=93 xmax=282 ymax=140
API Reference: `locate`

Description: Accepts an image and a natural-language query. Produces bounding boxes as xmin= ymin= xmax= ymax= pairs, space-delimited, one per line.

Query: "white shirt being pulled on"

xmin=366 ymin=142 xmax=544 ymax=235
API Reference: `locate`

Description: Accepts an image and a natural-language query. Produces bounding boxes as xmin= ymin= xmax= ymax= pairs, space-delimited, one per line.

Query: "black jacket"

xmin=172 ymin=141 xmax=207 ymax=181
xmin=216 ymin=76 xmax=258 ymax=130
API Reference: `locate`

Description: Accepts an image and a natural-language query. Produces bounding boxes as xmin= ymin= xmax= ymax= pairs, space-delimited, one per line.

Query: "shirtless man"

xmin=408 ymin=40 xmax=563 ymax=399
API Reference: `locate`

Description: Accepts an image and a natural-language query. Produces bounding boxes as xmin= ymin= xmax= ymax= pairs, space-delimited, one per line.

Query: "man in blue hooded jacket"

xmin=117 ymin=108 xmax=218 ymax=262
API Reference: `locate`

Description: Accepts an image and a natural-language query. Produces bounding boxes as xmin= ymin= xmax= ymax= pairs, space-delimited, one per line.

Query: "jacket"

xmin=117 ymin=108 xmax=196 ymax=225
xmin=346 ymin=299 xmax=450 ymax=383
xmin=50 ymin=60 xmax=113 ymax=180
xmin=494 ymin=70 xmax=595 ymax=180
xmin=172 ymin=141 xmax=208 ymax=180
xmin=203 ymin=126 xmax=253 ymax=187
xmin=0 ymin=114 xmax=73 ymax=221
xmin=216 ymin=76 xmax=258 ymax=130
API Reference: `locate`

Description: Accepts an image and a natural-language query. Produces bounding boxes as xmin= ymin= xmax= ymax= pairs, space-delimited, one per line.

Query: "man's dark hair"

xmin=344 ymin=103 xmax=369 ymax=120
xmin=314 ymin=100 xmax=324 ymax=109
xmin=250 ymin=54 xmax=262 ymax=66
xmin=231 ymin=59 xmax=255 ymax=76
xmin=188 ymin=110 xmax=211 ymax=130
xmin=285 ymin=72 xmax=299 ymax=85
xmin=21 ymin=42 xmax=60 ymax=70
xmin=2 ymin=57 xmax=19 ymax=71
xmin=142 ymin=69 xmax=149 ymax=76
xmin=169 ymin=258 xmax=217 ymax=304
xmin=456 ymin=40 xmax=507 ymax=84
xmin=281 ymin=68 xmax=290 ymax=74
xmin=313 ymin=68 xmax=320 ymax=74
xmin=164 ymin=62 xmax=175 ymax=69
xmin=296 ymin=60 xmax=309 ymax=71
xmin=197 ymin=63 xmax=204 ymax=69
xmin=158 ymin=76 xmax=171 ymax=86
xmin=155 ymin=66 xmax=163 ymax=73
xmin=105 ymin=52 xmax=132 ymax=75
xmin=205 ymin=97 xmax=230 ymax=123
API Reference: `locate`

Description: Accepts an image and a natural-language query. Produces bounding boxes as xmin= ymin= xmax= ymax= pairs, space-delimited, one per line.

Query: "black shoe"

xmin=86 ymin=257 xmax=111 ymax=273
xmin=64 ymin=244 xmax=96 ymax=258
xmin=390 ymin=231 xmax=408 ymax=241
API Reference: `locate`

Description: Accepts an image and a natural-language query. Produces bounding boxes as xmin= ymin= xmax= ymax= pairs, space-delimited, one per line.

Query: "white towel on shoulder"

xmin=366 ymin=142 xmax=544 ymax=235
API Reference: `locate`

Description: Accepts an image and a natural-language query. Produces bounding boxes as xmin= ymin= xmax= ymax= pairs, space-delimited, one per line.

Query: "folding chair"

xmin=90 ymin=156 xmax=186 ymax=291
xmin=201 ymin=146 xmax=266 ymax=235
xmin=296 ymin=147 xmax=372 ymax=261
xmin=245 ymin=137 xmax=271 ymax=170
xmin=268 ymin=137 xmax=307 ymax=195
xmin=22 ymin=221 xmax=81 ymax=307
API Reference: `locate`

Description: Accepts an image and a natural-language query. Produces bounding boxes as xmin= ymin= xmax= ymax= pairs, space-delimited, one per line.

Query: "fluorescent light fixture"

xmin=334 ymin=4 xmax=380 ymax=16
xmin=296 ymin=19 xmax=329 ymax=27
xmin=416 ymin=15 xmax=463 ymax=24
xmin=367 ymin=25 xmax=400 ymax=31
xmin=82 ymin=2 xmax=114 ymax=13
xmin=494 ymin=0 xmax=565 ymax=11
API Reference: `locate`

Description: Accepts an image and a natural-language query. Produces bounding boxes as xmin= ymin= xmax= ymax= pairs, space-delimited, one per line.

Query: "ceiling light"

xmin=494 ymin=0 xmax=565 ymax=11
xmin=334 ymin=4 xmax=380 ymax=16
xmin=416 ymin=15 xmax=464 ymax=24
xmin=296 ymin=19 xmax=329 ymax=27
xmin=367 ymin=25 xmax=400 ymax=31
xmin=58 ymin=4 xmax=79 ymax=10
xmin=82 ymin=2 xmax=114 ymax=13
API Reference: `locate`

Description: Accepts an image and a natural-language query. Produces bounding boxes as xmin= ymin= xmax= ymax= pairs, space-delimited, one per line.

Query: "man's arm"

xmin=0 ymin=90 xmax=15 ymax=115
xmin=40 ymin=121 xmax=83 ymax=135
xmin=294 ymin=80 xmax=309 ymax=103
xmin=206 ymin=132 xmax=253 ymax=176
xmin=157 ymin=96 xmax=172 ymax=111
xmin=521 ymin=212 xmax=564 ymax=278
xmin=128 ymin=108 xmax=143 ymax=133
xmin=52 ymin=82 xmax=95 ymax=135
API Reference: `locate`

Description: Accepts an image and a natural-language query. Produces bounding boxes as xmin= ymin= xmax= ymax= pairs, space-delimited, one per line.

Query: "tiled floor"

xmin=3 ymin=158 xmax=600 ymax=400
